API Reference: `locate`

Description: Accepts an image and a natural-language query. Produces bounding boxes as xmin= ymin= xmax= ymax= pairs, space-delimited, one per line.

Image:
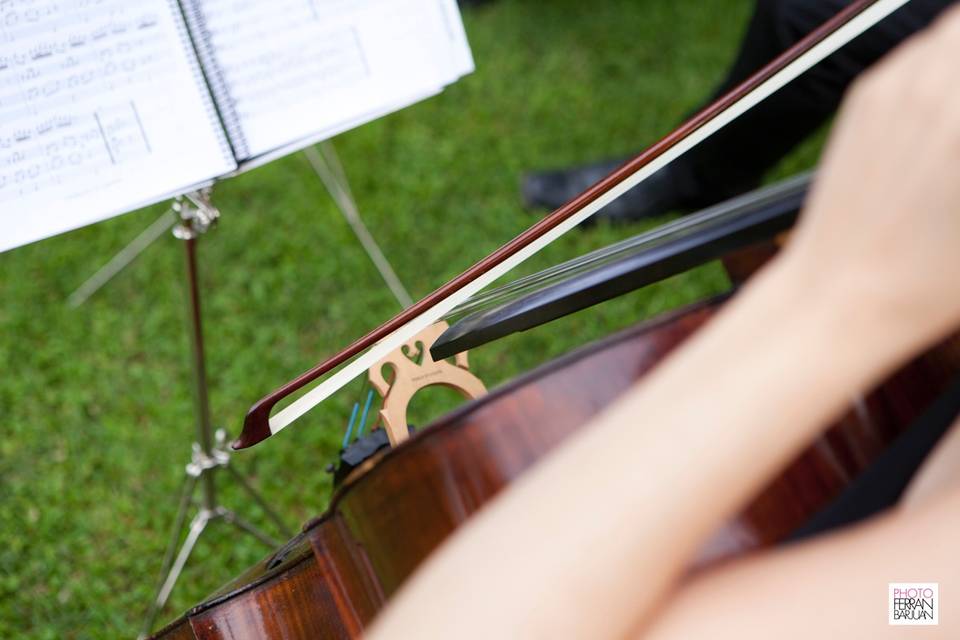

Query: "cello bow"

xmin=235 ymin=0 xmax=913 ymax=450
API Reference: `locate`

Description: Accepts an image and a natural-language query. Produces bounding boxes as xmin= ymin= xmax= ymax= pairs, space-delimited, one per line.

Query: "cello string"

xmin=342 ymin=401 xmax=361 ymax=449
xmin=341 ymin=375 xmax=373 ymax=446
xmin=357 ymin=389 xmax=375 ymax=438
xmin=454 ymin=175 xmax=811 ymax=313
xmin=445 ymin=172 xmax=814 ymax=320
xmin=462 ymin=172 xmax=813 ymax=313
xmin=257 ymin=0 xmax=911 ymax=441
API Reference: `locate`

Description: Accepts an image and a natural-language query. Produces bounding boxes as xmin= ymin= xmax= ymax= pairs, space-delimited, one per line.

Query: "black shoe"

xmin=521 ymin=158 xmax=703 ymax=227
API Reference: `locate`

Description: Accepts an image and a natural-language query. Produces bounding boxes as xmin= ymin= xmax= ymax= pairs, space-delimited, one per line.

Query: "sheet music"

xmin=436 ymin=0 xmax=475 ymax=81
xmin=186 ymin=0 xmax=474 ymax=161
xmin=0 ymin=0 xmax=235 ymax=253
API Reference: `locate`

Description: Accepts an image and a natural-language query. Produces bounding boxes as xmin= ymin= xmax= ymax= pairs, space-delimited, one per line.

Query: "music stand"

xmin=67 ymin=144 xmax=410 ymax=638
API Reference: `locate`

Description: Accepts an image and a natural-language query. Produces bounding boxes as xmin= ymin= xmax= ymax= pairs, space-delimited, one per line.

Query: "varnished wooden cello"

xmin=152 ymin=296 xmax=960 ymax=638
xmin=148 ymin=1 xmax=960 ymax=632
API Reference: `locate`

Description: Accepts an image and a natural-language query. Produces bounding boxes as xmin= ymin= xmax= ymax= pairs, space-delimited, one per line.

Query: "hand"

xmin=784 ymin=4 xmax=960 ymax=356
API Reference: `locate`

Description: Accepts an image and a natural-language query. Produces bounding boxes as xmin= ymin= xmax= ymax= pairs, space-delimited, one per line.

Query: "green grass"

xmin=0 ymin=1 xmax=824 ymax=636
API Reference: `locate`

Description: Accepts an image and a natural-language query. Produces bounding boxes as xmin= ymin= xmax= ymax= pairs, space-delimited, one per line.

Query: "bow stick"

xmin=235 ymin=0 xmax=912 ymax=449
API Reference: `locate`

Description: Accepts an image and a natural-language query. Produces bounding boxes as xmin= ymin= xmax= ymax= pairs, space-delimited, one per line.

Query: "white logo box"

xmin=889 ymin=583 xmax=939 ymax=626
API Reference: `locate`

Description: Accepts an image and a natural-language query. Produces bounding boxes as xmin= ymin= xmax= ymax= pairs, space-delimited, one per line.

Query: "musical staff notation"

xmin=0 ymin=0 xmax=234 ymax=252
xmin=187 ymin=0 xmax=472 ymax=159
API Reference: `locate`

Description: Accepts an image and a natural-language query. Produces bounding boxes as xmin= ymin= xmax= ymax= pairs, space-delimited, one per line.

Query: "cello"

xmin=151 ymin=295 xmax=960 ymax=638
xmin=150 ymin=0 xmax=960 ymax=635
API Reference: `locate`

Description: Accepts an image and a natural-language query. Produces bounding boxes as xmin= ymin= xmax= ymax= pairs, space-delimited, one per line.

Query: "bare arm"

xmin=369 ymin=7 xmax=960 ymax=640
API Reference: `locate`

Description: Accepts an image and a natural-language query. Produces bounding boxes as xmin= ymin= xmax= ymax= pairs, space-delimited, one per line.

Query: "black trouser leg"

xmin=788 ymin=373 xmax=960 ymax=541
xmin=676 ymin=0 xmax=952 ymax=203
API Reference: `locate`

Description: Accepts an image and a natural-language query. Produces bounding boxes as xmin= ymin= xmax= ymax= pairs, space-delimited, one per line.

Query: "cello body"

xmin=153 ymin=297 xmax=959 ymax=638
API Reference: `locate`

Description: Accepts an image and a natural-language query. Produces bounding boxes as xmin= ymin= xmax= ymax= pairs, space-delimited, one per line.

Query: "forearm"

xmin=370 ymin=254 xmax=910 ymax=640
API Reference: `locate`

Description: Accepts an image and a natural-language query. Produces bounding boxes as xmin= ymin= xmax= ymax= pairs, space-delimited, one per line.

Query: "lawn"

xmin=0 ymin=0 xmax=823 ymax=637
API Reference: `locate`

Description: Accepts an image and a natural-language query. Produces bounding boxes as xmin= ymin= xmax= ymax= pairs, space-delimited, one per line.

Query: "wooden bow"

xmin=234 ymin=0 xmax=910 ymax=449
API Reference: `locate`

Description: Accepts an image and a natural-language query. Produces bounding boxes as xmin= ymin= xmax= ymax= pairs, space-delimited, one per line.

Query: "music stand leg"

xmin=218 ymin=507 xmax=279 ymax=548
xmin=304 ymin=143 xmax=413 ymax=309
xmin=223 ymin=462 xmax=290 ymax=537
xmin=143 ymin=509 xmax=210 ymax=637
xmin=139 ymin=472 xmax=198 ymax=636
xmin=67 ymin=208 xmax=177 ymax=307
